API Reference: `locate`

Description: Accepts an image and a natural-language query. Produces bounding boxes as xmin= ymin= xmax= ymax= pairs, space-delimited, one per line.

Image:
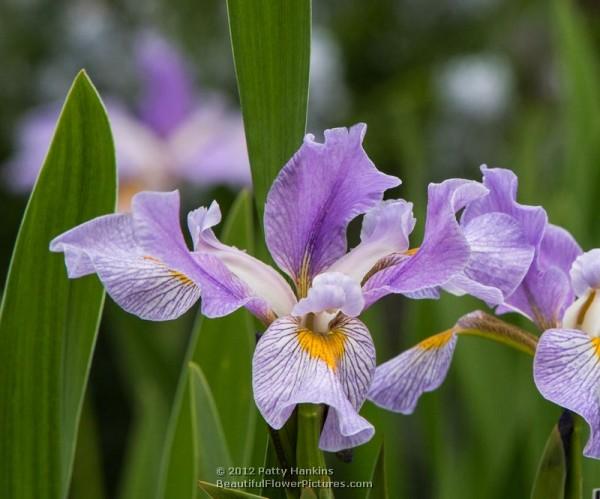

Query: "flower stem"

xmin=296 ymin=404 xmax=334 ymax=498
xmin=455 ymin=310 xmax=538 ymax=356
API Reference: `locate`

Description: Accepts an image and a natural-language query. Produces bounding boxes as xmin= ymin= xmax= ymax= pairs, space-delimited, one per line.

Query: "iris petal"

xmin=252 ymin=315 xmax=376 ymax=451
xmin=51 ymin=190 xmax=274 ymax=322
xmin=534 ymin=328 xmax=600 ymax=458
xmin=443 ymin=211 xmax=534 ymax=306
xmin=571 ymin=250 xmax=600 ymax=297
xmin=328 ymin=199 xmax=415 ymax=283
xmin=368 ymin=331 xmax=457 ymax=413
xmin=361 ymin=179 xmax=483 ymax=307
xmin=50 ymin=212 xmax=200 ymax=321
xmin=264 ymin=124 xmax=400 ymax=295
xmin=188 ymin=201 xmax=296 ymax=317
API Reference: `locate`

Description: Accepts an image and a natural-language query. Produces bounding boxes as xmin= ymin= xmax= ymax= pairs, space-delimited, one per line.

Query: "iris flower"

xmin=5 ymin=32 xmax=250 ymax=207
xmin=369 ymin=165 xmax=600 ymax=460
xmin=50 ymin=124 xmax=521 ymax=451
xmin=534 ymin=249 xmax=600 ymax=458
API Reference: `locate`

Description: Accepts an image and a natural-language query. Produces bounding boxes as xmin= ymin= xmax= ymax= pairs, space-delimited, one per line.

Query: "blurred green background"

xmin=1 ymin=0 xmax=600 ymax=497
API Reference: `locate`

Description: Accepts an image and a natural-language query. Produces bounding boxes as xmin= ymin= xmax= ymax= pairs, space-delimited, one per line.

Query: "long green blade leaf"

xmin=188 ymin=362 xmax=233 ymax=485
xmin=366 ymin=443 xmax=388 ymax=499
xmin=0 ymin=70 xmax=116 ymax=499
xmin=227 ymin=0 xmax=311 ymax=215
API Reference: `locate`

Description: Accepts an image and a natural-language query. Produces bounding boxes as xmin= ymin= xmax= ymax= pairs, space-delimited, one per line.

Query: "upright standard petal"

xmin=368 ymin=331 xmax=457 ymax=413
xmin=571 ymin=249 xmax=600 ymax=297
xmin=534 ymin=328 xmax=600 ymax=458
xmin=50 ymin=212 xmax=200 ymax=321
xmin=442 ymin=212 xmax=534 ymax=306
xmin=328 ymin=200 xmax=416 ymax=283
xmin=293 ymin=272 xmax=365 ymax=318
xmin=264 ymin=124 xmax=400 ymax=296
xmin=188 ymin=201 xmax=296 ymax=318
xmin=361 ymin=179 xmax=484 ymax=308
xmin=253 ymin=315 xmax=376 ymax=451
xmin=135 ymin=32 xmax=194 ymax=137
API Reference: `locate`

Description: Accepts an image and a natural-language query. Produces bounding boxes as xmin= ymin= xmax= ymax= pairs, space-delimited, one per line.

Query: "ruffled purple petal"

xmin=361 ymin=179 xmax=484 ymax=308
xmin=253 ymin=315 xmax=376 ymax=451
xmin=368 ymin=331 xmax=457 ymax=413
xmin=264 ymin=124 xmax=400 ymax=293
xmin=135 ymin=32 xmax=194 ymax=137
xmin=462 ymin=165 xmax=547 ymax=250
xmin=50 ymin=212 xmax=200 ymax=320
xmin=328 ymin=199 xmax=415 ymax=283
xmin=534 ymin=328 xmax=600 ymax=458
xmin=539 ymin=224 xmax=582 ymax=277
xmin=443 ymin=212 xmax=534 ymax=306
xmin=51 ymin=190 xmax=273 ymax=322
xmin=571 ymin=250 xmax=600 ymax=297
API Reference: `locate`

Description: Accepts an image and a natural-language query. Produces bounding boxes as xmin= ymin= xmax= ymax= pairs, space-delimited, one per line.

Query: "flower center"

xmin=297 ymin=327 xmax=347 ymax=370
xmin=563 ymin=289 xmax=600 ymax=337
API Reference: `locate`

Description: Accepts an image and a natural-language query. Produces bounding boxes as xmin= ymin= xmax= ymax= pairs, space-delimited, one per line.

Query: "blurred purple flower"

xmin=5 ymin=32 xmax=250 ymax=208
xmin=50 ymin=123 xmax=509 ymax=451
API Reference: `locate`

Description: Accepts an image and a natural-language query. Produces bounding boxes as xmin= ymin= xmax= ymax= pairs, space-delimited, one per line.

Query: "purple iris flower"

xmin=50 ymin=124 xmax=502 ymax=451
xmin=534 ymin=249 xmax=600 ymax=458
xmin=5 ymin=32 xmax=250 ymax=206
xmin=369 ymin=164 xmax=600 ymax=460
xmin=368 ymin=166 xmax=549 ymax=413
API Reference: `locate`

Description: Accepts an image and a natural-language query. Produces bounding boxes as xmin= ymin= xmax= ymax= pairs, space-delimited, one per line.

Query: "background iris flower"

xmin=4 ymin=32 xmax=250 ymax=209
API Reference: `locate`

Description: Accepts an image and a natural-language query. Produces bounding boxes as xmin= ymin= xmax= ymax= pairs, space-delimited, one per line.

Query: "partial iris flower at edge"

xmin=4 ymin=31 xmax=251 ymax=210
xmin=534 ymin=249 xmax=600 ymax=459
xmin=367 ymin=167 xmax=553 ymax=413
xmin=50 ymin=123 xmax=486 ymax=452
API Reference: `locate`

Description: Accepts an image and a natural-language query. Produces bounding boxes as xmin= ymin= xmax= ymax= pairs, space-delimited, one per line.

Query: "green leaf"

xmin=227 ymin=0 xmax=311 ymax=216
xmin=157 ymin=191 xmax=257 ymax=499
xmin=0 ymin=71 xmax=116 ymax=499
xmin=118 ymin=386 xmax=170 ymax=499
xmin=108 ymin=306 xmax=185 ymax=499
xmin=68 ymin=394 xmax=106 ymax=499
xmin=188 ymin=362 xmax=233 ymax=484
xmin=197 ymin=481 xmax=267 ymax=499
xmin=366 ymin=443 xmax=388 ymax=499
xmin=531 ymin=425 xmax=566 ymax=499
